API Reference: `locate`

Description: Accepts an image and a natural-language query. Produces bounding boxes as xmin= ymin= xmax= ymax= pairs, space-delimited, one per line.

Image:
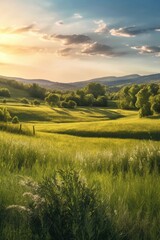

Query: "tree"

xmin=45 ymin=93 xmax=60 ymax=106
xmin=136 ymin=87 xmax=152 ymax=117
xmin=147 ymin=83 xmax=159 ymax=96
xmin=118 ymin=86 xmax=133 ymax=109
xmin=85 ymin=83 xmax=106 ymax=98
xmin=135 ymin=87 xmax=151 ymax=109
xmin=29 ymin=83 xmax=46 ymax=100
xmin=84 ymin=94 xmax=95 ymax=106
xmin=139 ymin=105 xmax=152 ymax=118
xmin=76 ymin=89 xmax=86 ymax=106
xmin=94 ymin=96 xmax=108 ymax=107
xmin=128 ymin=85 xmax=140 ymax=108
xmin=0 ymin=88 xmax=11 ymax=98
xmin=151 ymin=94 xmax=160 ymax=114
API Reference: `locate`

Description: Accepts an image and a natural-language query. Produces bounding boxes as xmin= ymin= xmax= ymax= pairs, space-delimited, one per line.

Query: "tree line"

xmin=45 ymin=83 xmax=108 ymax=108
xmin=118 ymin=83 xmax=160 ymax=117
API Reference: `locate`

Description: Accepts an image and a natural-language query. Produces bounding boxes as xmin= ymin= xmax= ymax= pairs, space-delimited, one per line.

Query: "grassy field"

xmin=0 ymin=103 xmax=160 ymax=239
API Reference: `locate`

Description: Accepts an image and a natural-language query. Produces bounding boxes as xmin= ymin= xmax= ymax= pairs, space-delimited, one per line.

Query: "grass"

xmin=0 ymin=103 xmax=160 ymax=239
xmin=36 ymin=111 xmax=160 ymax=140
xmin=0 ymin=104 xmax=124 ymax=122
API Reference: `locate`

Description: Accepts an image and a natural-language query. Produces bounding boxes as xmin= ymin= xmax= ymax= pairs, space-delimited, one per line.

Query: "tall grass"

xmin=1 ymin=130 xmax=160 ymax=239
xmin=0 ymin=122 xmax=33 ymax=136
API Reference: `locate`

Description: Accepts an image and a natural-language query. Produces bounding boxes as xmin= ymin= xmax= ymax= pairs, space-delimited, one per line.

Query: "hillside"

xmin=1 ymin=73 xmax=160 ymax=91
xmin=0 ymin=79 xmax=30 ymax=99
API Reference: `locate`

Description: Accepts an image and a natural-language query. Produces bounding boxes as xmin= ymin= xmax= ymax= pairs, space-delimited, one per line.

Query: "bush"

xmin=33 ymin=99 xmax=40 ymax=106
xmin=61 ymin=101 xmax=69 ymax=108
xmin=0 ymin=108 xmax=11 ymax=122
xmin=12 ymin=116 xmax=19 ymax=124
xmin=45 ymin=93 xmax=60 ymax=106
xmin=2 ymin=98 xmax=6 ymax=104
xmin=20 ymin=98 xmax=30 ymax=104
xmin=61 ymin=100 xmax=77 ymax=109
xmin=68 ymin=100 xmax=77 ymax=109
xmin=0 ymin=109 xmax=4 ymax=121
xmin=0 ymin=88 xmax=11 ymax=97
xmin=8 ymin=170 xmax=114 ymax=239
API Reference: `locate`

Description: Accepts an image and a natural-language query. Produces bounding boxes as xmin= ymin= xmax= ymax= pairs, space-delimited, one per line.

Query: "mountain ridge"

xmin=0 ymin=73 xmax=160 ymax=91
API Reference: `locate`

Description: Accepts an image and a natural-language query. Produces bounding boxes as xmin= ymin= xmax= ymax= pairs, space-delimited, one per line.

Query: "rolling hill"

xmin=0 ymin=73 xmax=160 ymax=91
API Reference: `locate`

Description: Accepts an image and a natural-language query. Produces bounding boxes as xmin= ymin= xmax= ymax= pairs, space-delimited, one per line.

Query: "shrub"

xmin=20 ymin=98 xmax=30 ymax=104
xmin=7 ymin=170 xmax=114 ymax=239
xmin=45 ymin=93 xmax=60 ymax=106
xmin=61 ymin=100 xmax=77 ymax=109
xmin=68 ymin=100 xmax=77 ymax=109
xmin=33 ymin=99 xmax=40 ymax=106
xmin=61 ymin=101 xmax=69 ymax=108
xmin=2 ymin=98 xmax=6 ymax=104
xmin=0 ymin=88 xmax=11 ymax=97
xmin=0 ymin=109 xmax=4 ymax=121
xmin=0 ymin=108 xmax=11 ymax=122
xmin=12 ymin=116 xmax=19 ymax=124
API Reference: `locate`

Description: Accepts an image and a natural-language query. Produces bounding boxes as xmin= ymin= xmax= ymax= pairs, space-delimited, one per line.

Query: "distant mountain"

xmin=0 ymin=75 xmax=75 ymax=91
xmin=72 ymin=73 xmax=160 ymax=88
xmin=0 ymin=73 xmax=160 ymax=91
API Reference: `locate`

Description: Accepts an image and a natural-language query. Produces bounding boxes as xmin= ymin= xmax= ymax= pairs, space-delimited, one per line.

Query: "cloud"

xmin=55 ymin=20 xmax=64 ymax=26
xmin=12 ymin=24 xmax=36 ymax=34
xmin=0 ymin=44 xmax=54 ymax=55
xmin=94 ymin=20 xmax=109 ymax=33
xmin=57 ymin=47 xmax=73 ymax=56
xmin=43 ymin=34 xmax=92 ymax=45
xmin=132 ymin=45 xmax=160 ymax=56
xmin=81 ymin=42 xmax=124 ymax=57
xmin=0 ymin=24 xmax=37 ymax=34
xmin=73 ymin=13 xmax=83 ymax=19
xmin=110 ymin=26 xmax=160 ymax=37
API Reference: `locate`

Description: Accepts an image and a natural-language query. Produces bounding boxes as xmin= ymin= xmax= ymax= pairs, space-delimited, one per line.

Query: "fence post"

xmin=19 ymin=124 xmax=22 ymax=132
xmin=33 ymin=125 xmax=35 ymax=136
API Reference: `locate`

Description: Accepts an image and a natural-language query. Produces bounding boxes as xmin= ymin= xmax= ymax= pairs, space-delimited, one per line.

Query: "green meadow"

xmin=1 ymin=102 xmax=160 ymax=239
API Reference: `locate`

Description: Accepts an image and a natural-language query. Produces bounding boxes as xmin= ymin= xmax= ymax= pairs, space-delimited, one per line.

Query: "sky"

xmin=0 ymin=0 xmax=160 ymax=82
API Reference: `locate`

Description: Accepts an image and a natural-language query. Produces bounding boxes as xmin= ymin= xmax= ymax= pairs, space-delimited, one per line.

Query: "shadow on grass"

xmin=53 ymin=108 xmax=71 ymax=116
xmin=54 ymin=130 xmax=160 ymax=141
xmin=147 ymin=115 xmax=160 ymax=120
